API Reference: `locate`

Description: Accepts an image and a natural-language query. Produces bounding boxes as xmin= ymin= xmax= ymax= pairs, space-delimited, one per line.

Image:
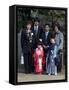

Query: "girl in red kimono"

xmin=33 ymin=42 xmax=45 ymax=73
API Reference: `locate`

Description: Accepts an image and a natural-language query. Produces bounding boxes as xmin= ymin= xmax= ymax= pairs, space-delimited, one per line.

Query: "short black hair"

xmin=26 ymin=21 xmax=32 ymax=25
xmin=37 ymin=39 xmax=43 ymax=46
xmin=54 ymin=23 xmax=60 ymax=30
xmin=34 ymin=18 xmax=40 ymax=22
xmin=44 ymin=23 xmax=50 ymax=27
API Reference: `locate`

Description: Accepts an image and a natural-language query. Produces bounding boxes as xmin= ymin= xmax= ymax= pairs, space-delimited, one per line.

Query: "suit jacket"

xmin=21 ymin=30 xmax=34 ymax=54
xmin=41 ymin=31 xmax=52 ymax=46
xmin=55 ymin=31 xmax=63 ymax=50
xmin=32 ymin=26 xmax=43 ymax=49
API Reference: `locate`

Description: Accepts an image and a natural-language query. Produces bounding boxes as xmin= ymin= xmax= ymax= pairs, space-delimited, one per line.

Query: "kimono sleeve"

xmin=53 ymin=45 xmax=58 ymax=58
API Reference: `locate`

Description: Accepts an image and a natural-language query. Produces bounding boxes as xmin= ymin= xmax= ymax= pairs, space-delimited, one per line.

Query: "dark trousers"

xmin=57 ymin=54 xmax=62 ymax=72
xmin=23 ymin=52 xmax=34 ymax=73
xmin=44 ymin=49 xmax=48 ymax=72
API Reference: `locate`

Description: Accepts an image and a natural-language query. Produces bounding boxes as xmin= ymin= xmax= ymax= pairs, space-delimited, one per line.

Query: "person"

xmin=47 ymin=38 xmax=58 ymax=75
xmin=33 ymin=39 xmax=45 ymax=73
xmin=54 ymin=24 xmax=63 ymax=72
xmin=41 ymin=24 xmax=52 ymax=72
xmin=42 ymin=24 xmax=52 ymax=46
xmin=21 ymin=21 xmax=34 ymax=73
xmin=32 ymin=18 xmax=43 ymax=50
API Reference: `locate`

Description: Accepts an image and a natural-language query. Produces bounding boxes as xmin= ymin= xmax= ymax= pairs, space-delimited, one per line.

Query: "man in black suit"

xmin=32 ymin=18 xmax=43 ymax=50
xmin=41 ymin=24 xmax=52 ymax=72
xmin=21 ymin=22 xmax=34 ymax=73
xmin=42 ymin=24 xmax=52 ymax=47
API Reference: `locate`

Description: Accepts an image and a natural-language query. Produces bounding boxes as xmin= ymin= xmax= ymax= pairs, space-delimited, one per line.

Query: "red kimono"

xmin=33 ymin=46 xmax=45 ymax=73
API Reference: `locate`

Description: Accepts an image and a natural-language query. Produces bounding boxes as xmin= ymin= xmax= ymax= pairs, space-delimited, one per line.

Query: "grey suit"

xmin=55 ymin=31 xmax=63 ymax=50
xmin=55 ymin=30 xmax=64 ymax=72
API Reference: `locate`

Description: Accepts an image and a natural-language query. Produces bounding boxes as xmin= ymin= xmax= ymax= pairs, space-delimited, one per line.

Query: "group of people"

xmin=21 ymin=18 xmax=63 ymax=75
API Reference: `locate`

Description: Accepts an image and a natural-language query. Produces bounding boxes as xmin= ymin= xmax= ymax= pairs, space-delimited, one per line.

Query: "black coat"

xmin=32 ymin=26 xmax=43 ymax=49
xmin=21 ymin=30 xmax=34 ymax=54
xmin=41 ymin=31 xmax=52 ymax=46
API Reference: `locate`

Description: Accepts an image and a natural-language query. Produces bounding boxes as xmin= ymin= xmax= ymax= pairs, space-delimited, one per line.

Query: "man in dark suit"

xmin=32 ymin=18 xmax=43 ymax=50
xmin=41 ymin=24 xmax=52 ymax=72
xmin=21 ymin=22 xmax=34 ymax=73
xmin=42 ymin=24 xmax=52 ymax=47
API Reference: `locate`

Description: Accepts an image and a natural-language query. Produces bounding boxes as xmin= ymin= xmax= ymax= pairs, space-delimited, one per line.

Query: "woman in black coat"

xmin=21 ymin=21 xmax=34 ymax=73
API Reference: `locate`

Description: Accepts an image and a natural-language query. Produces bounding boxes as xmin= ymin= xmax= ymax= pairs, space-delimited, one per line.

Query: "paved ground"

xmin=17 ymin=70 xmax=65 ymax=82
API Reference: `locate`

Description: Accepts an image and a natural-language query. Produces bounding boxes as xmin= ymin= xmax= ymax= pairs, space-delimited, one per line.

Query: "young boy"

xmin=47 ymin=38 xmax=58 ymax=75
xmin=33 ymin=40 xmax=45 ymax=73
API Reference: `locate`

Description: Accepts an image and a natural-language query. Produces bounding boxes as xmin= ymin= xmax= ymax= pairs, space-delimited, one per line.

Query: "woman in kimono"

xmin=33 ymin=40 xmax=45 ymax=73
xmin=47 ymin=38 xmax=58 ymax=75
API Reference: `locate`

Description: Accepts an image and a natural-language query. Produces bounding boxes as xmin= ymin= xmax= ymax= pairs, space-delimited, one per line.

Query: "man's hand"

xmin=43 ymin=45 xmax=49 ymax=49
xmin=43 ymin=45 xmax=47 ymax=48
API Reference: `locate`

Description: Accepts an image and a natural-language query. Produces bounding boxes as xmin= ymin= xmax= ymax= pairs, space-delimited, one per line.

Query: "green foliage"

xmin=17 ymin=8 xmax=65 ymax=30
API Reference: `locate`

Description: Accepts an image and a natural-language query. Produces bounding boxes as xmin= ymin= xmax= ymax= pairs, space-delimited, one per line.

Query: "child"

xmin=47 ymin=38 xmax=58 ymax=75
xmin=33 ymin=40 xmax=45 ymax=73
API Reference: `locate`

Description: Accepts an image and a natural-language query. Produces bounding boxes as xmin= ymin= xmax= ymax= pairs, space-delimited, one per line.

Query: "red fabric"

xmin=33 ymin=47 xmax=45 ymax=73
